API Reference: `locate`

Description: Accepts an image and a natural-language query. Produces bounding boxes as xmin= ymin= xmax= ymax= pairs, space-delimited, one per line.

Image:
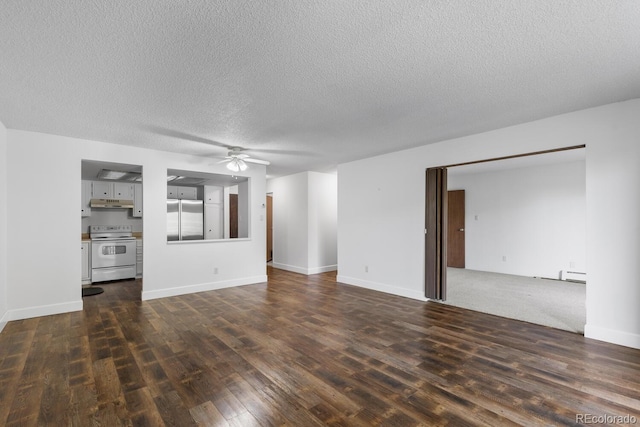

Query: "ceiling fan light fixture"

xmin=226 ymin=158 xmax=247 ymax=172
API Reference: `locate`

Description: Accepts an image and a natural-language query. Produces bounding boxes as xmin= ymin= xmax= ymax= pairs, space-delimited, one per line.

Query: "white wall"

xmin=0 ymin=120 xmax=7 ymax=332
xmin=267 ymin=171 xmax=337 ymax=274
xmin=268 ymin=172 xmax=309 ymax=272
xmin=238 ymin=180 xmax=249 ymax=238
xmin=308 ymin=172 xmax=338 ymax=273
xmin=585 ymin=102 xmax=640 ymax=349
xmin=448 ymin=160 xmax=586 ymax=278
xmin=338 ymin=99 xmax=640 ymax=349
xmin=4 ymin=130 xmax=267 ymax=321
xmin=81 ymin=208 xmax=143 ymax=233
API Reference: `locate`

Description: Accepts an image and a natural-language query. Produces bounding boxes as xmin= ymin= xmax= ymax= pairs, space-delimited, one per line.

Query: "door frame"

xmin=425 ymin=168 xmax=448 ymax=300
xmin=424 ymin=144 xmax=585 ymax=300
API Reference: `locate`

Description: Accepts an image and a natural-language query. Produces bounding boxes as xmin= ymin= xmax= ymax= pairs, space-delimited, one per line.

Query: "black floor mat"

xmin=82 ymin=287 xmax=104 ymax=297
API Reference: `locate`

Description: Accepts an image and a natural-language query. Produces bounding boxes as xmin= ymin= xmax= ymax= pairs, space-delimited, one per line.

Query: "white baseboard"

xmin=584 ymin=323 xmax=640 ymax=350
xmin=308 ymin=264 xmax=338 ymax=274
xmin=141 ymin=275 xmax=268 ymax=301
xmin=336 ymin=275 xmax=427 ymax=302
xmin=2 ymin=300 xmax=83 ymax=325
xmin=272 ymin=262 xmax=337 ymax=275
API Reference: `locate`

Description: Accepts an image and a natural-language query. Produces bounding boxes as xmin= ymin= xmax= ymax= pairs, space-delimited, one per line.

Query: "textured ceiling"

xmin=1 ymin=1 xmax=639 ymax=178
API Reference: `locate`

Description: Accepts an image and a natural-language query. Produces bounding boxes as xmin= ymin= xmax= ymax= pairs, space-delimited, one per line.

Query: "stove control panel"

xmin=90 ymin=225 xmax=132 ymax=233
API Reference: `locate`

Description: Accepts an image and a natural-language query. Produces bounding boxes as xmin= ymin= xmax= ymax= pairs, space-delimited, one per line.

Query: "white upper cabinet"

xmin=87 ymin=180 xmax=139 ymax=216
xmin=81 ymin=180 xmax=92 ymax=217
xmin=92 ymin=181 xmax=113 ymax=198
xmin=92 ymin=181 xmax=134 ymax=199
xmin=204 ymin=185 xmax=223 ymax=204
xmin=114 ymin=182 xmax=134 ymax=199
xmin=178 ymin=186 xmax=197 ymax=200
xmin=133 ymin=183 xmax=143 ymax=217
xmin=167 ymin=185 xmax=178 ymax=198
xmin=167 ymin=185 xmax=198 ymax=200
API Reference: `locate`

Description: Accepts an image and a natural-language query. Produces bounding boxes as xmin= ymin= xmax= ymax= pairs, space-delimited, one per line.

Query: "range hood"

xmin=90 ymin=198 xmax=135 ymax=209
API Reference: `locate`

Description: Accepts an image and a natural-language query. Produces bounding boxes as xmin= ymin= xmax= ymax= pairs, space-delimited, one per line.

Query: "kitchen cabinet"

xmin=92 ymin=181 xmax=134 ymax=199
xmin=204 ymin=185 xmax=223 ymax=239
xmin=204 ymin=185 xmax=223 ymax=204
xmin=178 ymin=186 xmax=197 ymax=200
xmin=81 ymin=180 xmax=92 ymax=217
xmin=204 ymin=203 xmax=223 ymax=239
xmin=136 ymin=239 xmax=143 ymax=278
xmin=114 ymin=182 xmax=134 ymax=199
xmin=81 ymin=241 xmax=91 ymax=285
xmin=92 ymin=181 xmax=112 ymax=198
xmin=167 ymin=185 xmax=198 ymax=200
xmin=132 ymin=183 xmax=143 ymax=217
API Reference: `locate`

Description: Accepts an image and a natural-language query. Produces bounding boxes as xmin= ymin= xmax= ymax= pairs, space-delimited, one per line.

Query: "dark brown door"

xmin=266 ymin=195 xmax=273 ymax=261
xmin=447 ymin=190 xmax=465 ymax=268
xmin=425 ymin=168 xmax=447 ymax=300
xmin=230 ymin=194 xmax=238 ymax=238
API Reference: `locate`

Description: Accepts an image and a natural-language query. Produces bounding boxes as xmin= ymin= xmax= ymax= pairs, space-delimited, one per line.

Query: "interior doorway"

xmin=447 ymin=190 xmax=465 ymax=268
xmin=229 ymin=194 xmax=238 ymax=238
xmin=266 ymin=194 xmax=273 ymax=262
xmin=425 ymin=144 xmax=585 ymax=301
xmin=424 ymin=145 xmax=587 ymax=332
xmin=81 ymin=160 xmax=143 ymax=299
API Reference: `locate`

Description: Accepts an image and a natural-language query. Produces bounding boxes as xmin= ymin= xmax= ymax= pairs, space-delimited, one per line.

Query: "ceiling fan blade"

xmin=244 ymin=148 xmax=312 ymax=156
xmin=216 ymin=159 xmax=232 ymax=164
xmin=144 ymin=126 xmax=227 ymax=148
xmin=244 ymin=158 xmax=270 ymax=165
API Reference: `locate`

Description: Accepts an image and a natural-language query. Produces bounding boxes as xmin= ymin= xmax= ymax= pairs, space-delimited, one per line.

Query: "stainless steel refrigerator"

xmin=167 ymin=199 xmax=204 ymax=241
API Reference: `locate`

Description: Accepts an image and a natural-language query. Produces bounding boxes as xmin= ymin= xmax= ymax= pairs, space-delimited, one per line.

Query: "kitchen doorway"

xmin=424 ymin=145 xmax=586 ymax=332
xmin=81 ymin=160 xmax=143 ymax=299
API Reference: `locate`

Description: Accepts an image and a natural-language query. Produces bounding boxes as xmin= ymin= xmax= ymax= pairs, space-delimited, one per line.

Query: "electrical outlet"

xmin=214 ymin=267 xmax=219 ymax=274
xmin=569 ymin=261 xmax=576 ymax=268
xmin=364 ymin=265 xmax=369 ymax=273
xmin=502 ymin=256 xmax=507 ymax=262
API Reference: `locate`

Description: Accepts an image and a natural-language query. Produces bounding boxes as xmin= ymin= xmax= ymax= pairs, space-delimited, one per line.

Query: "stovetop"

xmin=90 ymin=225 xmax=134 ymax=240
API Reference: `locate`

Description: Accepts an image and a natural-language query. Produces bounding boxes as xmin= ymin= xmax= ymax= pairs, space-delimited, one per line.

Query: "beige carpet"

xmin=440 ymin=268 xmax=586 ymax=334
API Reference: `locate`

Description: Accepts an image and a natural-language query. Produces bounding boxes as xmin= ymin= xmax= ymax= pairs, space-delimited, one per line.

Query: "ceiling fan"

xmin=145 ymin=128 xmax=312 ymax=174
xmin=218 ymin=147 xmax=270 ymax=172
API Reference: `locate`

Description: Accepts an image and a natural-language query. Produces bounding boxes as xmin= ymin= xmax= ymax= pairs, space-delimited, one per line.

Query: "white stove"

xmin=90 ymin=225 xmax=136 ymax=283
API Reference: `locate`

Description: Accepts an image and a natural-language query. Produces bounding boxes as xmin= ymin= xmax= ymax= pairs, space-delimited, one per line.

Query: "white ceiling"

xmin=2 ymin=1 xmax=639 ymax=178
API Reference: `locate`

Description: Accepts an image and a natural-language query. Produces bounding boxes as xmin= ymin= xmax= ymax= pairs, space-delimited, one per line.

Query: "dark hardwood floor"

xmin=1 ymin=267 xmax=639 ymax=426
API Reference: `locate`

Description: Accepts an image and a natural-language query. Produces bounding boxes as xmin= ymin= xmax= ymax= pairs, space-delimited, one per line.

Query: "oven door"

xmin=91 ymin=239 xmax=136 ymax=268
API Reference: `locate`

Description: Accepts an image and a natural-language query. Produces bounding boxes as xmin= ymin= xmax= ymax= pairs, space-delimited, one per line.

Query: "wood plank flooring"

xmin=1 ymin=267 xmax=639 ymax=426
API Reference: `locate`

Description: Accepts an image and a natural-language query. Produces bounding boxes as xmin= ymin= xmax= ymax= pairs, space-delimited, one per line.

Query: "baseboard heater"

xmin=560 ymin=270 xmax=587 ymax=283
